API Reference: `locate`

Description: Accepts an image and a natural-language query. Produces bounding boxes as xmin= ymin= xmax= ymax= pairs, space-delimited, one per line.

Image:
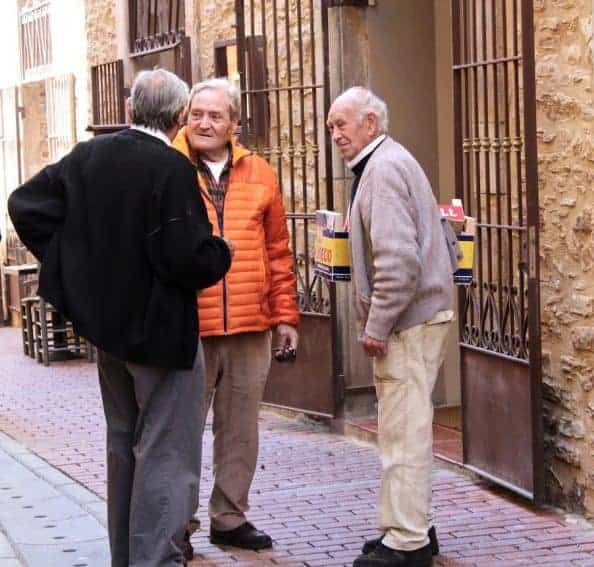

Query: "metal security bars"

xmin=129 ymin=0 xmax=185 ymax=56
xmin=235 ymin=0 xmax=338 ymax=418
xmin=235 ymin=0 xmax=334 ymax=316
xmin=453 ymin=0 xmax=540 ymax=363
xmin=90 ymin=60 xmax=126 ymax=127
xmin=452 ymin=0 xmax=543 ymax=501
xmin=45 ymin=75 xmax=76 ymax=162
xmin=20 ymin=2 xmax=52 ymax=78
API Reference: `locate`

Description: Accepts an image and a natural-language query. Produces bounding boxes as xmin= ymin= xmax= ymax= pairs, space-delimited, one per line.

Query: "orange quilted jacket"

xmin=173 ymin=127 xmax=299 ymax=337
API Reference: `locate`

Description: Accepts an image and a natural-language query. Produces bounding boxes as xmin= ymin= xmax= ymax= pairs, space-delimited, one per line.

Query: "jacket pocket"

xmin=38 ymin=229 xmax=66 ymax=312
xmin=143 ymin=278 xmax=185 ymax=348
xmin=258 ymin=248 xmax=270 ymax=303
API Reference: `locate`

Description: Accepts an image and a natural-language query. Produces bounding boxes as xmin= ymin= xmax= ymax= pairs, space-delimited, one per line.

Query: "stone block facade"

xmin=535 ymin=0 xmax=594 ymax=514
xmin=85 ymin=0 xmax=118 ymax=67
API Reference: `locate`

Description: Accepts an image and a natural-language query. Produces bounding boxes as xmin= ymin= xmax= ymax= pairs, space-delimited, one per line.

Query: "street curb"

xmin=0 ymin=432 xmax=109 ymax=567
xmin=0 ymin=433 xmax=107 ymax=529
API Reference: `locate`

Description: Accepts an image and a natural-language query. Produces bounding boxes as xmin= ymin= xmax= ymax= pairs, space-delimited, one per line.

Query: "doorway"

xmin=365 ymin=0 xmax=463 ymax=462
xmin=364 ymin=0 xmax=543 ymax=501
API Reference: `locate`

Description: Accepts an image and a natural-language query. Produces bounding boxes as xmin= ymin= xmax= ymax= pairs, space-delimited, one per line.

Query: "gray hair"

xmin=130 ymin=69 xmax=189 ymax=132
xmin=333 ymin=86 xmax=389 ymax=134
xmin=188 ymin=78 xmax=241 ymax=120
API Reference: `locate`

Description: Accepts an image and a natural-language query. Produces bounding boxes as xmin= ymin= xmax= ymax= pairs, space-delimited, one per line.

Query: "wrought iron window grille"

xmin=20 ymin=1 xmax=52 ymax=80
xmin=129 ymin=0 xmax=185 ymax=57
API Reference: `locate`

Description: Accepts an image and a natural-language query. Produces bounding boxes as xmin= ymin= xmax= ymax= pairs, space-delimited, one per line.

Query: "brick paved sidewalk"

xmin=3 ymin=327 xmax=594 ymax=566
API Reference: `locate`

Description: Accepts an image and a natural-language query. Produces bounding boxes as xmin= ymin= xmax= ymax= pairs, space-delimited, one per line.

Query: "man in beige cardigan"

xmin=327 ymin=87 xmax=454 ymax=567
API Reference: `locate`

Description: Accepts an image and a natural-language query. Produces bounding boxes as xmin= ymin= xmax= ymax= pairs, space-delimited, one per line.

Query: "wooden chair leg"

xmin=33 ymin=306 xmax=42 ymax=363
xmin=39 ymin=298 xmax=50 ymax=366
xmin=26 ymin=301 xmax=35 ymax=358
xmin=20 ymin=303 xmax=28 ymax=356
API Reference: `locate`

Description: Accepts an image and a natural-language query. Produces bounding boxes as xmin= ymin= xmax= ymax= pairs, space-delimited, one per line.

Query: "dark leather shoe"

xmin=180 ymin=528 xmax=194 ymax=562
xmin=353 ymin=541 xmax=433 ymax=567
xmin=210 ymin=521 xmax=272 ymax=550
xmin=362 ymin=526 xmax=438 ymax=556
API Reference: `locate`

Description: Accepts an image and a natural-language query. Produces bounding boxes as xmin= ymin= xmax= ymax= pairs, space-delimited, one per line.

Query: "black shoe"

xmin=181 ymin=528 xmax=194 ymax=562
xmin=362 ymin=526 xmax=438 ymax=556
xmin=353 ymin=542 xmax=433 ymax=567
xmin=210 ymin=521 xmax=273 ymax=550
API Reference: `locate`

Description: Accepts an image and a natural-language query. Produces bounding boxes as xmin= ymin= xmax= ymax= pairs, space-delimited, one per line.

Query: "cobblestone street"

xmin=3 ymin=326 xmax=594 ymax=566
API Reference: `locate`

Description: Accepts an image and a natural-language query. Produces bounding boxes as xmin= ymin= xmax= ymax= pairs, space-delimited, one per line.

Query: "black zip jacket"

xmin=8 ymin=128 xmax=231 ymax=369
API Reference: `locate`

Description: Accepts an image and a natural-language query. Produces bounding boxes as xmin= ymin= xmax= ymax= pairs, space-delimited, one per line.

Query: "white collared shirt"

xmin=130 ymin=124 xmax=171 ymax=147
xmin=347 ymin=134 xmax=387 ymax=170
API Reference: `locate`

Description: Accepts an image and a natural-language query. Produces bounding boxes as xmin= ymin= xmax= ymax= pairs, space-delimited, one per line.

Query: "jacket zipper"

xmin=217 ymin=206 xmax=228 ymax=335
xmin=199 ymin=182 xmax=228 ymax=334
xmin=198 ymin=152 xmax=243 ymax=335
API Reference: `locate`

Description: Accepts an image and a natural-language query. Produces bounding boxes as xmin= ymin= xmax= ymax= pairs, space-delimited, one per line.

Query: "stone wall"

xmin=535 ymin=0 xmax=594 ymax=514
xmin=85 ymin=0 xmax=118 ymax=67
xmin=194 ymin=0 xmax=235 ymax=78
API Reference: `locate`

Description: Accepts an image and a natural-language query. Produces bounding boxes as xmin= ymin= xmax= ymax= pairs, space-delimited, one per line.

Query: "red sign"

xmin=438 ymin=204 xmax=465 ymax=222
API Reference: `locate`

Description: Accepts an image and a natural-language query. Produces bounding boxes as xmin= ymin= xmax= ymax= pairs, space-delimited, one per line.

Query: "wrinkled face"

xmin=326 ymin=101 xmax=378 ymax=162
xmin=186 ymin=88 xmax=238 ymax=156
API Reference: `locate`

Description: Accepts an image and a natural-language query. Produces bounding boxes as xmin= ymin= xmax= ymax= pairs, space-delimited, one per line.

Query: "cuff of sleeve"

xmin=364 ymin=318 xmax=392 ymax=343
xmin=270 ymin=314 xmax=300 ymax=328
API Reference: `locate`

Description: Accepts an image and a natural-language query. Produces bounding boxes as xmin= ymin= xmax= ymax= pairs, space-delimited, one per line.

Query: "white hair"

xmin=333 ymin=86 xmax=389 ymax=134
xmin=130 ymin=69 xmax=189 ymax=131
xmin=188 ymin=78 xmax=241 ymax=120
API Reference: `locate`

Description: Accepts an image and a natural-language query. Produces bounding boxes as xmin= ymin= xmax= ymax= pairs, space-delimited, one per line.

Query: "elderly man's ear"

xmin=125 ymin=97 xmax=134 ymax=124
xmin=365 ymin=112 xmax=379 ymax=136
xmin=177 ymin=107 xmax=188 ymax=127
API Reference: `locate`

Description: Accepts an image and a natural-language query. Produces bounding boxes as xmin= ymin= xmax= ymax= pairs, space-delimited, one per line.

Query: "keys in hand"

xmin=274 ymin=324 xmax=299 ymax=363
xmin=273 ymin=345 xmax=297 ymax=363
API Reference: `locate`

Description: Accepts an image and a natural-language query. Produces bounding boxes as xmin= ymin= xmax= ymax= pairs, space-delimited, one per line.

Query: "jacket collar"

xmin=130 ymin=124 xmax=171 ymax=146
xmin=172 ymin=126 xmax=251 ymax=166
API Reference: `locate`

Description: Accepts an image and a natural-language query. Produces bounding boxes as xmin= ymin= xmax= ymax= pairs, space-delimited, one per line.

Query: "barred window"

xmin=45 ymin=75 xmax=76 ymax=161
xmin=90 ymin=60 xmax=126 ymax=128
xmin=20 ymin=2 xmax=52 ymax=79
xmin=129 ymin=0 xmax=185 ymax=55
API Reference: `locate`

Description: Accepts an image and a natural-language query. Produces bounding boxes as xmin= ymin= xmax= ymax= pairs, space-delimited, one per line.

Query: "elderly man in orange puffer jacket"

xmin=173 ymin=78 xmax=299 ymax=555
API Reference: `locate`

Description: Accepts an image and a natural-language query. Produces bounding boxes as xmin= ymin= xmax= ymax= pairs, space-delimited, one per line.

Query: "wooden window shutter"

xmin=245 ymin=35 xmax=269 ymax=147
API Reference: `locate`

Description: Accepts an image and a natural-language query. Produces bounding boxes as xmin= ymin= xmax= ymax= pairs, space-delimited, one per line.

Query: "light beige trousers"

xmin=202 ymin=331 xmax=272 ymax=531
xmin=374 ymin=317 xmax=452 ymax=551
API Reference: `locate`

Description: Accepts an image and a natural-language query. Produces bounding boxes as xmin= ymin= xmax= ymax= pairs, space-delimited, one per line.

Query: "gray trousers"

xmin=97 ymin=346 xmax=205 ymax=567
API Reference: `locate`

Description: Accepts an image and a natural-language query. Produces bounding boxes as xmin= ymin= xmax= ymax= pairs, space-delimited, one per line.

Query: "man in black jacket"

xmin=8 ymin=69 xmax=231 ymax=567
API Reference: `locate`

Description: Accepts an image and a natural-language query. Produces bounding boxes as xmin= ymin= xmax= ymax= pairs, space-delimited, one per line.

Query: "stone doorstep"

xmin=263 ymin=405 xmax=465 ymax=466
xmin=0 ymin=432 xmax=109 ymax=567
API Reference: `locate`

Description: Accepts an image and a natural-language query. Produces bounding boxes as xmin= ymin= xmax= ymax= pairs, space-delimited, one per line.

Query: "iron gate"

xmin=235 ymin=0 xmax=339 ymax=417
xmin=452 ymin=0 xmax=543 ymax=501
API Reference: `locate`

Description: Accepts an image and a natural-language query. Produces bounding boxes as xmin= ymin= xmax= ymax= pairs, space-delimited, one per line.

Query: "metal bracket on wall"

xmin=327 ymin=0 xmax=375 ymax=7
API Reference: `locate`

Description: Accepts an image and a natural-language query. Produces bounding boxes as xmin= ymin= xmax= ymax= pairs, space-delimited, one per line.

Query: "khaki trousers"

xmin=202 ymin=331 xmax=272 ymax=531
xmin=374 ymin=318 xmax=452 ymax=551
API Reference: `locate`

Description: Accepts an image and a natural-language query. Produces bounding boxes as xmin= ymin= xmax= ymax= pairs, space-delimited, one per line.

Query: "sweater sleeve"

xmin=7 ymin=160 xmax=66 ymax=261
xmin=364 ymin=165 xmax=421 ymax=341
xmin=146 ymin=160 xmax=231 ymax=291
xmin=264 ymin=173 xmax=299 ymax=327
